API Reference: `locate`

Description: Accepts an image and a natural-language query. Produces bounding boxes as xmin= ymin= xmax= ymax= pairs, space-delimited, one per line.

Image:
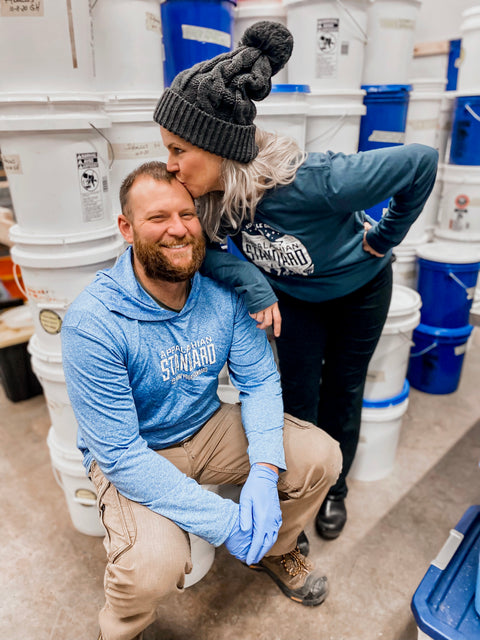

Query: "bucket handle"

xmin=448 ymin=271 xmax=475 ymax=300
xmin=369 ymin=330 xmax=415 ymax=361
xmin=334 ymin=0 xmax=368 ymax=44
xmin=306 ymin=113 xmax=348 ymax=147
xmin=51 ymin=464 xmax=65 ymax=491
xmin=89 ymin=122 xmax=114 ymax=170
xmin=465 ymin=104 xmax=480 ymax=123
xmin=410 ymin=341 xmax=438 ymax=358
xmin=12 ymin=262 xmax=28 ymax=300
xmin=51 ymin=465 xmax=97 ymax=507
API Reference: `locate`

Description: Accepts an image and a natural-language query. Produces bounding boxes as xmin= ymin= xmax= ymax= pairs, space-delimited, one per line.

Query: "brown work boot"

xmin=250 ymin=547 xmax=329 ymax=606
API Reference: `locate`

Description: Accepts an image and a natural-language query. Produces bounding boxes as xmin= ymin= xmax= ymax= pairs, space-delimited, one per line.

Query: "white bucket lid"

xmin=0 ymin=93 xmax=110 ymax=131
xmin=28 ymin=334 xmax=63 ymax=364
xmin=361 ymin=396 xmax=409 ymax=421
xmin=9 ymin=224 xmax=119 ymax=247
xmin=11 ymin=235 xmax=124 ymax=269
xmin=383 ymin=284 xmax=422 ymax=333
xmin=368 ymin=0 xmax=421 ymax=5
xmin=47 ymin=427 xmax=85 ymax=471
xmin=416 ymin=241 xmax=480 ymax=264
xmin=434 ymin=228 xmax=480 ymax=247
xmin=410 ymin=78 xmax=447 ymax=92
xmin=104 ymin=94 xmax=159 ymax=122
xmin=440 ymin=162 xmax=480 ymax=182
xmin=235 ymin=3 xmax=285 ymax=18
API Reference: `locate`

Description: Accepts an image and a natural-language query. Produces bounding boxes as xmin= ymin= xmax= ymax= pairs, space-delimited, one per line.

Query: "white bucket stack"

xmin=351 ymin=284 xmax=421 ymax=481
xmin=0 ymin=5 xmax=126 ymax=538
xmin=91 ymin=0 xmax=166 ymax=217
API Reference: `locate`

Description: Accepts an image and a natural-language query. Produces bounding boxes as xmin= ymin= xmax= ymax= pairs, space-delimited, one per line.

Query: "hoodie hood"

xmin=87 ymin=246 xmax=202 ymax=322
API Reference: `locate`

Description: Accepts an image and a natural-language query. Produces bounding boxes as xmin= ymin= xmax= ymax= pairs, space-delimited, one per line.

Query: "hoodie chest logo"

xmin=160 ymin=336 xmax=216 ymax=383
xmin=241 ymin=222 xmax=314 ymax=277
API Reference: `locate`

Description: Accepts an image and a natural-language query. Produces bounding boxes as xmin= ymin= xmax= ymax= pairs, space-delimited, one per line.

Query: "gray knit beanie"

xmin=153 ymin=21 xmax=294 ymax=164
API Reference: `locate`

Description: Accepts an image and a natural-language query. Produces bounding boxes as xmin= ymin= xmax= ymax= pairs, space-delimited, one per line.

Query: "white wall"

xmin=414 ymin=0 xmax=477 ymax=42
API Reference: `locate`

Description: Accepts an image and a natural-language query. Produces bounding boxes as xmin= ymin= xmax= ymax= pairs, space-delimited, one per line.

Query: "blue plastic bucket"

xmin=416 ymin=243 xmax=480 ymax=328
xmin=161 ymin=0 xmax=236 ymax=87
xmin=407 ymin=323 xmax=473 ymax=394
xmin=358 ymin=84 xmax=411 ymax=220
xmin=446 ymin=39 xmax=461 ymax=91
xmin=449 ymin=95 xmax=480 ymax=165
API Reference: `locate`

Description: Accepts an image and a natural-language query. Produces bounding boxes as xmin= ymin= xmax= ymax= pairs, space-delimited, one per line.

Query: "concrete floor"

xmin=1 ymin=330 xmax=480 ymax=640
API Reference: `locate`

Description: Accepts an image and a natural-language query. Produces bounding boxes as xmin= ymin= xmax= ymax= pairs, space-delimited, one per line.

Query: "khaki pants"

xmin=89 ymin=404 xmax=342 ymax=640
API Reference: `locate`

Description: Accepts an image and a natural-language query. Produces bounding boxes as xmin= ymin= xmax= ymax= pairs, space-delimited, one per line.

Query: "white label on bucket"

xmin=467 ymin=286 xmax=475 ymax=300
xmin=111 ymin=141 xmax=166 ymax=161
xmin=316 ymin=19 xmax=339 ymax=79
xmin=2 ymin=154 xmax=22 ymax=175
xmin=181 ymin=24 xmax=231 ymax=48
xmin=454 ymin=343 xmax=467 ymax=356
xmin=380 ymin=18 xmax=415 ymax=30
xmin=366 ymin=370 xmax=386 ymax=382
xmin=146 ymin=11 xmax=161 ymax=34
xmin=407 ymin=118 xmax=439 ymax=131
xmin=1 ymin=0 xmax=43 ymax=16
xmin=368 ymin=130 xmax=405 ymax=144
xmin=77 ymin=152 xmax=105 ymax=223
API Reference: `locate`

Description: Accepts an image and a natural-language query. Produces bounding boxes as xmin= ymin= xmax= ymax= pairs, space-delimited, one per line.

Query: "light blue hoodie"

xmin=61 ymin=247 xmax=284 ymax=546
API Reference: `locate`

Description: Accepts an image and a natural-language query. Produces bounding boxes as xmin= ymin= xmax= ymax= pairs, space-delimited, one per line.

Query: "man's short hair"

xmin=119 ymin=161 xmax=177 ymax=220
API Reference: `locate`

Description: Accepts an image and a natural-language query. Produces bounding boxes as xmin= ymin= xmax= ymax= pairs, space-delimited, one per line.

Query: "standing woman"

xmin=154 ymin=22 xmax=438 ymax=547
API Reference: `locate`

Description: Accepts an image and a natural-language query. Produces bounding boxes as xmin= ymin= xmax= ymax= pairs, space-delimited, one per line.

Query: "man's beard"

xmin=133 ymin=231 xmax=206 ymax=282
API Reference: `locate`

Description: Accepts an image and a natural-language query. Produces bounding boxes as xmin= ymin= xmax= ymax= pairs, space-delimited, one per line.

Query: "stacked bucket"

xmin=408 ymin=5 xmax=480 ymax=396
xmin=350 ymin=284 xmax=421 ymax=481
xmin=431 ymin=6 xmax=480 ymax=326
xmin=0 ymin=0 xmax=166 ymax=538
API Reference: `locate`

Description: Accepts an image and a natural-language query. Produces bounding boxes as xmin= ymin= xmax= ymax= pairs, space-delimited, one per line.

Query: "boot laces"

xmin=280 ymin=546 xmax=309 ymax=577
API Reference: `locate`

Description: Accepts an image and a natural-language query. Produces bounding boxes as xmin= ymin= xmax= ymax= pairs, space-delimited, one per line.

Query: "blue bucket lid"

xmin=363 ymin=380 xmax=410 ymax=408
xmin=414 ymin=323 xmax=474 ymax=340
xmin=271 ymin=84 xmax=311 ymax=93
xmin=361 ymin=84 xmax=412 ymax=94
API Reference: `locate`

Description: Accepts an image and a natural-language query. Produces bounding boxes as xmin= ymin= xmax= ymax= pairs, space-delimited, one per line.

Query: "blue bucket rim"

xmin=271 ymin=84 xmax=311 ymax=93
xmin=363 ymin=380 xmax=410 ymax=408
xmin=417 ymin=257 xmax=480 ymax=270
xmin=361 ymin=84 xmax=412 ymax=94
xmin=414 ymin=323 xmax=474 ymax=340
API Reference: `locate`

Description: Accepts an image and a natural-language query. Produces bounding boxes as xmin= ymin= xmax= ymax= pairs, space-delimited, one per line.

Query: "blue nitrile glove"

xmin=239 ymin=463 xmax=282 ymax=566
xmin=224 ymin=510 xmax=253 ymax=563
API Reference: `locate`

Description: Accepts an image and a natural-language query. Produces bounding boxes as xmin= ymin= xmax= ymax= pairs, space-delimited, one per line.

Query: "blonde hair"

xmin=196 ymin=129 xmax=306 ymax=241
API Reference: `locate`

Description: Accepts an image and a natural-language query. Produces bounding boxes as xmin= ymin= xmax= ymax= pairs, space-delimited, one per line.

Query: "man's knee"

xmin=281 ymin=414 xmax=343 ymax=494
xmin=105 ymin=527 xmax=192 ymax=614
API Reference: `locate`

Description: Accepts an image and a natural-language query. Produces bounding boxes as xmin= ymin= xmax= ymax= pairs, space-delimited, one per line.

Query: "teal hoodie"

xmin=202 ymin=144 xmax=439 ymax=312
xmin=61 ymin=247 xmax=284 ymax=546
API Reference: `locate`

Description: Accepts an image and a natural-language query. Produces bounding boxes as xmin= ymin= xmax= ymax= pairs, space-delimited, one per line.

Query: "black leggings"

xmin=274 ymin=262 xmax=393 ymax=498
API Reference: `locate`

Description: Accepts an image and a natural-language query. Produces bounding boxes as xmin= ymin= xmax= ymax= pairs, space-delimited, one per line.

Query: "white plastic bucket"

xmin=28 ymin=335 xmax=78 ymax=451
xmin=234 ymin=3 xmax=287 ymax=83
xmin=47 ymin=427 xmax=105 ymax=537
xmin=11 ymin=233 xmax=125 ymax=355
xmin=392 ymin=245 xmax=418 ymax=289
xmin=0 ymin=0 xmax=95 ymax=95
xmin=364 ymin=284 xmax=421 ymax=400
xmin=0 ymin=96 xmax=114 ymax=235
xmin=350 ymin=381 xmax=409 ymax=481
xmin=255 ymin=84 xmax=309 ymax=149
xmin=103 ymin=96 xmax=168 ymax=216
xmin=438 ymin=92 xmax=455 ymax=164
xmin=457 ymin=7 xmax=480 ymax=93
xmin=184 ymin=484 xmax=219 ymax=588
xmin=404 ymin=82 xmax=444 ymax=149
xmin=436 ymin=164 xmax=480 ymax=241
xmin=362 ymin=0 xmax=422 ymax=86
xmin=284 ymin=0 xmax=368 ymax=90
xmin=92 ymin=0 xmax=164 ymax=97
xmin=305 ymin=89 xmax=366 ymax=153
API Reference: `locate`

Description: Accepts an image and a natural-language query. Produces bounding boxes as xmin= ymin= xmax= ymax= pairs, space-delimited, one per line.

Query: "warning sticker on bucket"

xmin=316 ymin=18 xmax=339 ymax=79
xmin=2 ymin=154 xmax=22 ymax=175
xmin=1 ymin=0 xmax=43 ymax=16
xmin=77 ymin=152 xmax=105 ymax=223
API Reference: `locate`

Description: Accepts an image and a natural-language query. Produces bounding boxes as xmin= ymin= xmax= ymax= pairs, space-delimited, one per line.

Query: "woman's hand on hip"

xmin=363 ymin=221 xmax=385 ymax=257
xmin=249 ymin=302 xmax=282 ymax=337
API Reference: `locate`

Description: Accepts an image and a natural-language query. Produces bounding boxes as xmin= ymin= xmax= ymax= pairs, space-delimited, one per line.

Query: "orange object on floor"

xmin=0 ymin=255 xmax=27 ymax=301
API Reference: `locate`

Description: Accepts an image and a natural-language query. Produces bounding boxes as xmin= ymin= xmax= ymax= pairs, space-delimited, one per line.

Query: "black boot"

xmin=315 ymin=494 xmax=347 ymax=540
xmin=296 ymin=530 xmax=310 ymax=556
